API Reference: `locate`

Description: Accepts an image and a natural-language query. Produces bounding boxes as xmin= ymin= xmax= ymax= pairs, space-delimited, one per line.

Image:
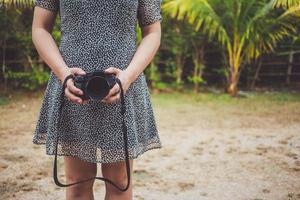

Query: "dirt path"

xmin=0 ymin=92 xmax=300 ymax=200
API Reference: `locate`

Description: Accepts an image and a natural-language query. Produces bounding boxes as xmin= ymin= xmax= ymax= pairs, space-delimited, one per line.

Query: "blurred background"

xmin=0 ymin=0 xmax=300 ymax=200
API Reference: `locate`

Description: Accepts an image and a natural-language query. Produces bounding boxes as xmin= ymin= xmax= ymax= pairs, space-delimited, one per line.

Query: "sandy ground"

xmin=0 ymin=91 xmax=300 ymax=200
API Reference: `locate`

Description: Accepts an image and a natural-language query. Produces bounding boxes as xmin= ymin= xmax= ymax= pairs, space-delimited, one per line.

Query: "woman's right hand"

xmin=62 ymin=67 xmax=86 ymax=105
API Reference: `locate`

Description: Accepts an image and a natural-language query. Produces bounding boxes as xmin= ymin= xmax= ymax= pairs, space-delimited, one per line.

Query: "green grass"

xmin=0 ymin=97 xmax=10 ymax=106
xmin=151 ymin=91 xmax=300 ymax=106
xmin=1 ymin=89 xmax=299 ymax=108
xmin=0 ymin=88 xmax=45 ymax=107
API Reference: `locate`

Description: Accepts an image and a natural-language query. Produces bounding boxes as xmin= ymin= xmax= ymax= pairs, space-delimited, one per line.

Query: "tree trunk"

xmin=174 ymin=24 xmax=186 ymax=87
xmin=175 ymin=53 xmax=183 ymax=85
xmin=250 ymin=58 xmax=262 ymax=89
xmin=286 ymin=50 xmax=294 ymax=85
xmin=2 ymin=7 xmax=7 ymax=92
xmin=227 ymin=37 xmax=242 ymax=97
xmin=149 ymin=61 xmax=156 ymax=89
xmin=193 ymin=62 xmax=200 ymax=93
xmin=193 ymin=64 xmax=204 ymax=93
xmin=227 ymin=75 xmax=238 ymax=96
xmin=192 ymin=45 xmax=205 ymax=93
xmin=227 ymin=64 xmax=240 ymax=96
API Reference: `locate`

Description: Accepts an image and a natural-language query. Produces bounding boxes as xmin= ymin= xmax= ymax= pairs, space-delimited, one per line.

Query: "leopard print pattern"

xmin=33 ymin=0 xmax=163 ymax=164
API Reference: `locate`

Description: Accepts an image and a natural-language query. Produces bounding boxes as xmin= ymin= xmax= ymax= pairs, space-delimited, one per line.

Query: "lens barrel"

xmin=73 ymin=71 xmax=116 ymax=101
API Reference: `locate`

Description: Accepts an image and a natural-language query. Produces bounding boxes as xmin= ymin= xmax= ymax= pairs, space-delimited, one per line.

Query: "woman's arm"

xmin=126 ymin=21 xmax=162 ymax=83
xmin=32 ymin=7 xmax=86 ymax=104
xmin=103 ymin=21 xmax=161 ymax=103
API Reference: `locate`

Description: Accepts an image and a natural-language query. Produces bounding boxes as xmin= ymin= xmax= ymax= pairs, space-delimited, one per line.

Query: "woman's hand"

xmin=63 ymin=67 xmax=87 ymax=105
xmin=102 ymin=67 xmax=132 ymax=104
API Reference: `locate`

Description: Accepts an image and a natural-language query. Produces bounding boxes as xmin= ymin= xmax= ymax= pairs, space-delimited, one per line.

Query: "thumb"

xmin=105 ymin=67 xmax=119 ymax=75
xmin=71 ymin=67 xmax=86 ymax=76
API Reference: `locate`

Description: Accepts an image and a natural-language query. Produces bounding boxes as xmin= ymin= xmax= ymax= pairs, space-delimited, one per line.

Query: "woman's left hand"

xmin=102 ymin=67 xmax=132 ymax=104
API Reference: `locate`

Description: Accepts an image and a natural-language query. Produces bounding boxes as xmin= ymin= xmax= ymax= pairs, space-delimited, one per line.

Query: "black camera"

xmin=73 ymin=70 xmax=117 ymax=101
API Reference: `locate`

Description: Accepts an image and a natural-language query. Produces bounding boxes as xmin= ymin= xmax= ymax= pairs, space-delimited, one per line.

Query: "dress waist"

xmin=58 ymin=41 xmax=136 ymax=72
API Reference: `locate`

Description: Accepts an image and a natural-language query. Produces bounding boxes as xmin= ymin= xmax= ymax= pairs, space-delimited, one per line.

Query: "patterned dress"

xmin=32 ymin=0 xmax=163 ymax=163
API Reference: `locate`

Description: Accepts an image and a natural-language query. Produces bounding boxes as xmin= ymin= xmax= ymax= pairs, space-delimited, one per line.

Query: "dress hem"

xmin=33 ymin=138 xmax=163 ymax=164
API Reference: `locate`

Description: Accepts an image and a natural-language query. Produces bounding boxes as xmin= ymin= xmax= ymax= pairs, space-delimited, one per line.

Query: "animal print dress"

xmin=32 ymin=0 xmax=163 ymax=163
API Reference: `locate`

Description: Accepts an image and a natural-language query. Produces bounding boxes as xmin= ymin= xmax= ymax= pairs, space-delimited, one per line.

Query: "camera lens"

xmin=86 ymin=76 xmax=110 ymax=100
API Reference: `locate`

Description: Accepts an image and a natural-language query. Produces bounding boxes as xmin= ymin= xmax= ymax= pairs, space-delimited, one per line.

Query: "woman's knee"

xmin=107 ymin=171 xmax=129 ymax=189
xmin=64 ymin=156 xmax=97 ymax=188
xmin=101 ymin=160 xmax=133 ymax=190
xmin=65 ymin=172 xmax=96 ymax=188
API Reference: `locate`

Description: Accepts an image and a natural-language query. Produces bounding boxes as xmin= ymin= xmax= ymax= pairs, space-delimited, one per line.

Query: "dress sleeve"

xmin=137 ymin=0 xmax=163 ymax=27
xmin=34 ymin=0 xmax=59 ymax=13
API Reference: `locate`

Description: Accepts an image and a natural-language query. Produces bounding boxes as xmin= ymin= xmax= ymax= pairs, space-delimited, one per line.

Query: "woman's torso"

xmin=58 ymin=0 xmax=139 ymax=72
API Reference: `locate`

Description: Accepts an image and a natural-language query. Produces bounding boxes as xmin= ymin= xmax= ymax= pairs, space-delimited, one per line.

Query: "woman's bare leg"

xmin=101 ymin=159 xmax=134 ymax=200
xmin=64 ymin=156 xmax=97 ymax=200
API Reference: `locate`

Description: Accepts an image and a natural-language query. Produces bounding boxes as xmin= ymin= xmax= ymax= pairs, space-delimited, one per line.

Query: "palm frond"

xmin=280 ymin=4 xmax=300 ymax=17
xmin=163 ymin=0 xmax=230 ymax=47
xmin=273 ymin=0 xmax=300 ymax=8
xmin=1 ymin=0 xmax=34 ymax=9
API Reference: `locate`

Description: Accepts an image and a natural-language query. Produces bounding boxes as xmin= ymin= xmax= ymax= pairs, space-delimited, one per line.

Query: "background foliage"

xmin=0 ymin=0 xmax=299 ymax=95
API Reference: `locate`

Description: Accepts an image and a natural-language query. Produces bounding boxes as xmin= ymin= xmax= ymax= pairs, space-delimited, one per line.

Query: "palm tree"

xmin=1 ymin=0 xmax=33 ymax=9
xmin=273 ymin=0 xmax=300 ymax=8
xmin=163 ymin=0 xmax=300 ymax=96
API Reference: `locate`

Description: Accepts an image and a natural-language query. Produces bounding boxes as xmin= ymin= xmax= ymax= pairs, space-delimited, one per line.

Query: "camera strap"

xmin=53 ymin=74 xmax=131 ymax=192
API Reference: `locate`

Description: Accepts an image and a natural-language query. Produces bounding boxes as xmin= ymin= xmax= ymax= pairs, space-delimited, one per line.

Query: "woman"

xmin=31 ymin=0 xmax=163 ymax=199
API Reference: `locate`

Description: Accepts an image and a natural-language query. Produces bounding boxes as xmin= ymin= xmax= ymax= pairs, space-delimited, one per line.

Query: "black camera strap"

xmin=53 ymin=74 xmax=131 ymax=192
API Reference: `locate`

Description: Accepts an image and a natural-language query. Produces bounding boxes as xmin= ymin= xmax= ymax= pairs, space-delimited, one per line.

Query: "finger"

xmin=67 ymin=79 xmax=83 ymax=96
xmin=108 ymin=88 xmax=121 ymax=99
xmin=103 ymin=84 xmax=119 ymax=100
xmin=103 ymin=84 xmax=120 ymax=100
xmin=71 ymin=67 xmax=86 ymax=76
xmin=105 ymin=67 xmax=120 ymax=75
xmin=82 ymin=100 xmax=89 ymax=105
xmin=65 ymin=88 xmax=82 ymax=104
xmin=102 ymin=93 xmax=120 ymax=104
xmin=65 ymin=88 xmax=81 ymax=104
xmin=110 ymin=93 xmax=121 ymax=103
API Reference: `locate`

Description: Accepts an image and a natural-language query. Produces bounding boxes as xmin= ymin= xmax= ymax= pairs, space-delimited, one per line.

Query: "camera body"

xmin=73 ymin=70 xmax=116 ymax=101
